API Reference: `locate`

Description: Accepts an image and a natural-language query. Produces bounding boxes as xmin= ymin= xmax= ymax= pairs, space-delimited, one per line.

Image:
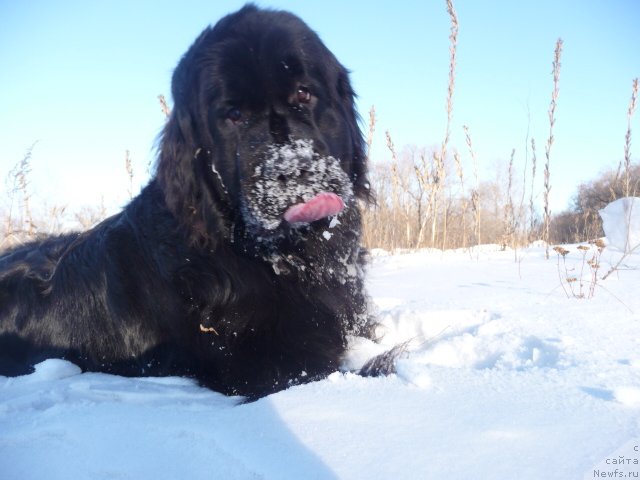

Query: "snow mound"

xmin=599 ymin=196 xmax=640 ymax=253
xmin=31 ymin=359 xmax=82 ymax=381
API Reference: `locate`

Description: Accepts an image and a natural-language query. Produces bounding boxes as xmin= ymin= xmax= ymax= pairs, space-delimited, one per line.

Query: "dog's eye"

xmin=226 ymin=108 xmax=243 ymax=123
xmin=296 ymin=86 xmax=312 ymax=104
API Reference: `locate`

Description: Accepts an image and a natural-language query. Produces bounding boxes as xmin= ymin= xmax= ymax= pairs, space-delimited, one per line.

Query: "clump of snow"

xmin=31 ymin=359 xmax=82 ymax=381
xmin=599 ymin=196 xmax=640 ymax=253
xmin=243 ymin=139 xmax=353 ymax=231
xmin=614 ymin=386 xmax=640 ymax=407
xmin=2 ymin=246 xmax=640 ymax=479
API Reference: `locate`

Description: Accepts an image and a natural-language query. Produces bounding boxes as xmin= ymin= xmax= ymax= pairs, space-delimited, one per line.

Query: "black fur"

xmin=0 ymin=5 xmax=375 ymax=399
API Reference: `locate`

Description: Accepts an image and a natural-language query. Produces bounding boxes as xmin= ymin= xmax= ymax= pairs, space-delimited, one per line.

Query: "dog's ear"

xmin=156 ymin=109 xmax=229 ymax=248
xmin=337 ymin=70 xmax=373 ymax=204
xmin=155 ymin=28 xmax=234 ymax=248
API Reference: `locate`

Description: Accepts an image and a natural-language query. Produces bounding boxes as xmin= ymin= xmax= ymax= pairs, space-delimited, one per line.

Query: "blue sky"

xmin=1 ymin=0 xmax=639 ymax=216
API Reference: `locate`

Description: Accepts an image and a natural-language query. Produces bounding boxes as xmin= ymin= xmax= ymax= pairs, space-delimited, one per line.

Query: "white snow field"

xmin=2 ymin=244 xmax=640 ymax=479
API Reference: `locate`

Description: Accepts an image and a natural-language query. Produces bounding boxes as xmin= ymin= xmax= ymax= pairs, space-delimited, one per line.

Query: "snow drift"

xmin=2 ymin=246 xmax=640 ymax=479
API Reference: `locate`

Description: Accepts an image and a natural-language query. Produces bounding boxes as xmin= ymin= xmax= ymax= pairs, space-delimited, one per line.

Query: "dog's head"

xmin=156 ymin=4 xmax=370 ymax=250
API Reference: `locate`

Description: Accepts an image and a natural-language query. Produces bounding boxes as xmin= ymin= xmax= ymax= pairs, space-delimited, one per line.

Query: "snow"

xmin=2 ymin=245 xmax=640 ymax=479
xmin=600 ymin=196 xmax=640 ymax=253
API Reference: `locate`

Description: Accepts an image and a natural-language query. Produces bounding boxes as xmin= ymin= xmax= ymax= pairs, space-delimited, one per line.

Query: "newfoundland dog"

xmin=0 ymin=4 xmax=377 ymax=398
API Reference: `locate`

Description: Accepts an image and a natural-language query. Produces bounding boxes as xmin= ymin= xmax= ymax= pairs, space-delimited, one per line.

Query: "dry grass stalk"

xmin=125 ymin=150 xmax=134 ymax=200
xmin=435 ymin=0 xmax=459 ymax=250
xmin=432 ymin=152 xmax=446 ymax=249
xmin=453 ymin=150 xmax=468 ymax=248
xmin=463 ymin=125 xmax=481 ymax=247
xmin=588 ymin=239 xmax=605 ymax=297
xmin=385 ymin=130 xmax=402 ymax=249
xmin=623 ymin=78 xmax=638 ymax=197
xmin=543 ymin=38 xmax=563 ymax=259
xmin=594 ymin=79 xmax=640 ymax=278
xmin=366 ymin=105 xmax=376 ymax=162
xmin=529 ymin=138 xmax=538 ymax=240
xmin=414 ymin=151 xmax=434 ymax=248
xmin=9 ymin=142 xmax=38 ymax=238
xmin=552 ymin=245 xmax=572 ymax=298
xmin=19 ymin=151 xmax=34 ymax=236
xmin=503 ymin=148 xmax=516 ymax=250
xmin=385 ymin=131 xmax=398 ymax=172
xmin=441 ymin=182 xmax=449 ymax=251
xmin=553 ymin=241 xmax=605 ymax=299
xmin=442 ymin=0 xmax=458 ymax=160
xmin=543 ymin=161 xmax=551 ymax=253
xmin=518 ymin=108 xmax=532 ymax=245
xmin=362 ymin=105 xmax=378 ymax=246
xmin=610 ymin=161 xmax=624 ymax=201
xmin=158 ymin=94 xmax=171 ymax=119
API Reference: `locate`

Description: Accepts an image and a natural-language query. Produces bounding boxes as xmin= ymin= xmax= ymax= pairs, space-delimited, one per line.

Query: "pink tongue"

xmin=283 ymin=192 xmax=345 ymax=224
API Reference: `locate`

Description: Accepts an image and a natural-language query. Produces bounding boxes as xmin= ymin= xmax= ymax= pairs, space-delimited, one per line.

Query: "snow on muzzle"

xmin=244 ymin=140 xmax=353 ymax=231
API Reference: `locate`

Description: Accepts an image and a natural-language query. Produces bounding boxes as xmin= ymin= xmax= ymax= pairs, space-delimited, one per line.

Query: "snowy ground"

xmin=2 ymin=244 xmax=640 ymax=479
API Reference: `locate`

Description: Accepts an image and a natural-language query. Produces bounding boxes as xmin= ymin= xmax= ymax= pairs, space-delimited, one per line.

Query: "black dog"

xmin=0 ymin=5 xmax=376 ymax=398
